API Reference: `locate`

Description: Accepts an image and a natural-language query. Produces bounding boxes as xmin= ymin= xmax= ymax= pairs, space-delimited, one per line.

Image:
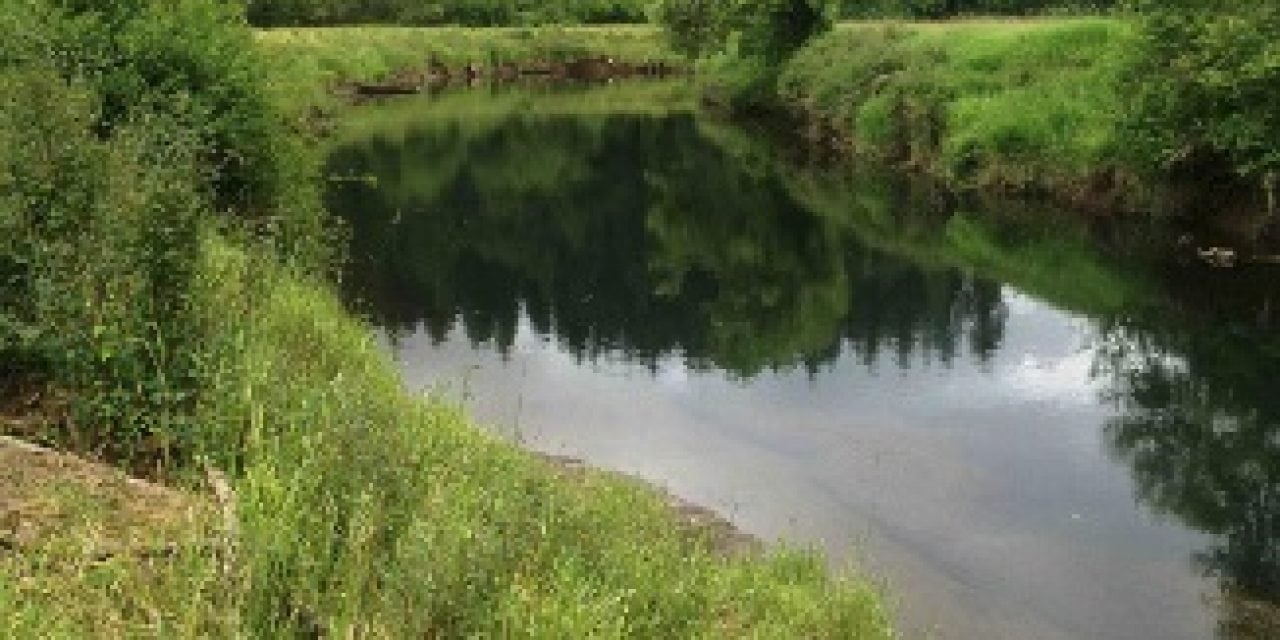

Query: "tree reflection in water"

xmin=1096 ymin=274 xmax=1280 ymax=638
xmin=327 ymin=98 xmax=1004 ymax=378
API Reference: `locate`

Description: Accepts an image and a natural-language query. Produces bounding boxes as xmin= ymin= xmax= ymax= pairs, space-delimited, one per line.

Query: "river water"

xmin=326 ymin=82 xmax=1278 ymax=640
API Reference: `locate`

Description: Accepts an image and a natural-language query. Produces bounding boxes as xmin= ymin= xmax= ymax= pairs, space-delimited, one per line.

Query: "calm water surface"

xmin=327 ymin=83 xmax=1279 ymax=640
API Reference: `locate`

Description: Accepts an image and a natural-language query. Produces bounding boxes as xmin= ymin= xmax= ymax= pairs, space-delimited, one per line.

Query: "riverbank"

xmin=746 ymin=18 xmax=1271 ymax=224
xmin=4 ymin=236 xmax=891 ymax=637
xmin=1 ymin=7 xmax=893 ymax=636
xmin=767 ymin=19 xmax=1136 ymax=209
xmin=258 ymin=25 xmax=682 ymax=109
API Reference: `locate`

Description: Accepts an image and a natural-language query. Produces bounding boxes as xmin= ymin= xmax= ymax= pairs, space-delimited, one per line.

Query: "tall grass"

xmin=777 ymin=19 xmax=1135 ymax=193
xmin=1 ymin=236 xmax=894 ymax=637
xmin=191 ymin=239 xmax=892 ymax=637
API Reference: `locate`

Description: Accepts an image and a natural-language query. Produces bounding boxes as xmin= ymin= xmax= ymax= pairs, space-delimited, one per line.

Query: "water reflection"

xmin=1097 ymin=316 xmax=1280 ymax=638
xmin=326 ymin=84 xmax=1278 ymax=639
xmin=328 ymin=96 xmax=1005 ymax=378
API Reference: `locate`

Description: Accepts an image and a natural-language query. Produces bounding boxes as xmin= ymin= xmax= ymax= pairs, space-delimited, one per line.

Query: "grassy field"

xmin=778 ymin=18 xmax=1136 ymax=200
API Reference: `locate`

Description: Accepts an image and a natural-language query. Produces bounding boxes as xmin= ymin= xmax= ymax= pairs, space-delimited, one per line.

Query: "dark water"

xmin=326 ymin=83 xmax=1279 ymax=640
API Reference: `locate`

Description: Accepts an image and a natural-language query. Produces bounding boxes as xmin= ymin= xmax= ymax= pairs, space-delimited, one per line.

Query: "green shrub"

xmin=1124 ymin=0 xmax=1280 ymax=185
xmin=4 ymin=0 xmax=330 ymax=262
xmin=0 ymin=0 xmax=331 ymax=456
xmin=658 ymin=0 xmax=829 ymax=63
xmin=0 ymin=66 xmax=210 ymax=456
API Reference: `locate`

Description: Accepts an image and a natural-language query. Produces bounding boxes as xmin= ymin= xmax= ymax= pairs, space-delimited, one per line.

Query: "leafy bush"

xmin=659 ymin=0 xmax=829 ymax=110
xmin=1 ymin=0 xmax=329 ymax=456
xmin=0 ymin=67 xmax=209 ymax=455
xmin=1124 ymin=1 xmax=1280 ymax=187
xmin=245 ymin=0 xmax=652 ymax=27
xmin=658 ymin=0 xmax=829 ymax=63
xmin=5 ymin=0 xmax=329 ymax=259
xmin=654 ymin=0 xmax=735 ymax=59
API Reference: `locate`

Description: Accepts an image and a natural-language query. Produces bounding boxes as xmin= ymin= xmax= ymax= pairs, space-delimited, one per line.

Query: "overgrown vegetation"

xmin=0 ymin=0 xmax=329 ymax=459
xmin=256 ymin=24 xmax=676 ymax=109
xmin=671 ymin=1 xmax=1278 ymax=215
xmin=777 ymin=19 xmax=1131 ymax=194
xmin=834 ymin=0 xmax=1118 ymax=19
xmin=246 ymin=0 xmax=652 ymax=27
xmin=1123 ymin=1 xmax=1280 ymax=197
xmin=0 ymin=0 xmax=894 ymax=636
xmin=656 ymin=0 xmax=831 ymax=109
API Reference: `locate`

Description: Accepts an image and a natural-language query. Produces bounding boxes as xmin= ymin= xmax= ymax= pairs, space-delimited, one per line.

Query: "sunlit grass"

xmin=256 ymin=25 xmax=679 ymax=110
xmin=0 ymin=235 xmax=894 ymax=637
xmin=781 ymin=18 xmax=1136 ymax=192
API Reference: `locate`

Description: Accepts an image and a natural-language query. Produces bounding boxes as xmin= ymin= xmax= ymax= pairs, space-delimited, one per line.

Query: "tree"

xmin=1125 ymin=0 xmax=1280 ymax=196
xmin=656 ymin=0 xmax=830 ymax=63
xmin=654 ymin=0 xmax=734 ymax=59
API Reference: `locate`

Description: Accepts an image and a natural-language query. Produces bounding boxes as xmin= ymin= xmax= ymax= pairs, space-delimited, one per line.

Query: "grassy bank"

xmin=5 ymin=237 xmax=892 ymax=637
xmin=1 ymin=5 xmax=892 ymax=637
xmin=258 ymin=25 xmax=679 ymax=108
xmin=774 ymin=18 xmax=1137 ymax=205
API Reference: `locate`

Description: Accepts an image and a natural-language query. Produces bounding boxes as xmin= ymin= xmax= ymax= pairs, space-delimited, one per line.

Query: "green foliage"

xmin=245 ymin=0 xmax=652 ymax=27
xmin=777 ymin=19 xmax=1131 ymax=190
xmin=657 ymin=0 xmax=829 ymax=111
xmin=1124 ymin=1 xmax=1280 ymax=182
xmin=0 ymin=0 xmax=329 ymax=456
xmin=657 ymin=0 xmax=829 ymax=63
xmin=654 ymin=0 xmax=735 ymax=59
xmin=835 ymin=0 xmax=1119 ymax=19
xmin=737 ymin=0 xmax=830 ymax=63
xmin=0 ymin=67 xmax=209 ymax=456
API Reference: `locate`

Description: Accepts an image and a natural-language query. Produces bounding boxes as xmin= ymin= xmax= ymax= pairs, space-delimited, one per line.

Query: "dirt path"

xmin=0 ymin=435 xmax=199 ymax=560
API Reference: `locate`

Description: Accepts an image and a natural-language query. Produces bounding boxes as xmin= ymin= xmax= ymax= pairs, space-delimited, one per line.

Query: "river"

xmin=325 ymin=81 xmax=1278 ymax=640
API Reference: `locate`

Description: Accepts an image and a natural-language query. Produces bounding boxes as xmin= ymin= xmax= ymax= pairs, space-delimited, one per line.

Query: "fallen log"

xmin=353 ymin=83 xmax=421 ymax=96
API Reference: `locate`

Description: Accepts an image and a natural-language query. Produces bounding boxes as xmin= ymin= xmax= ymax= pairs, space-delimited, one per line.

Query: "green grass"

xmin=778 ymin=18 xmax=1136 ymax=194
xmin=258 ymin=25 xmax=679 ymax=109
xmin=0 ymin=233 xmax=894 ymax=638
